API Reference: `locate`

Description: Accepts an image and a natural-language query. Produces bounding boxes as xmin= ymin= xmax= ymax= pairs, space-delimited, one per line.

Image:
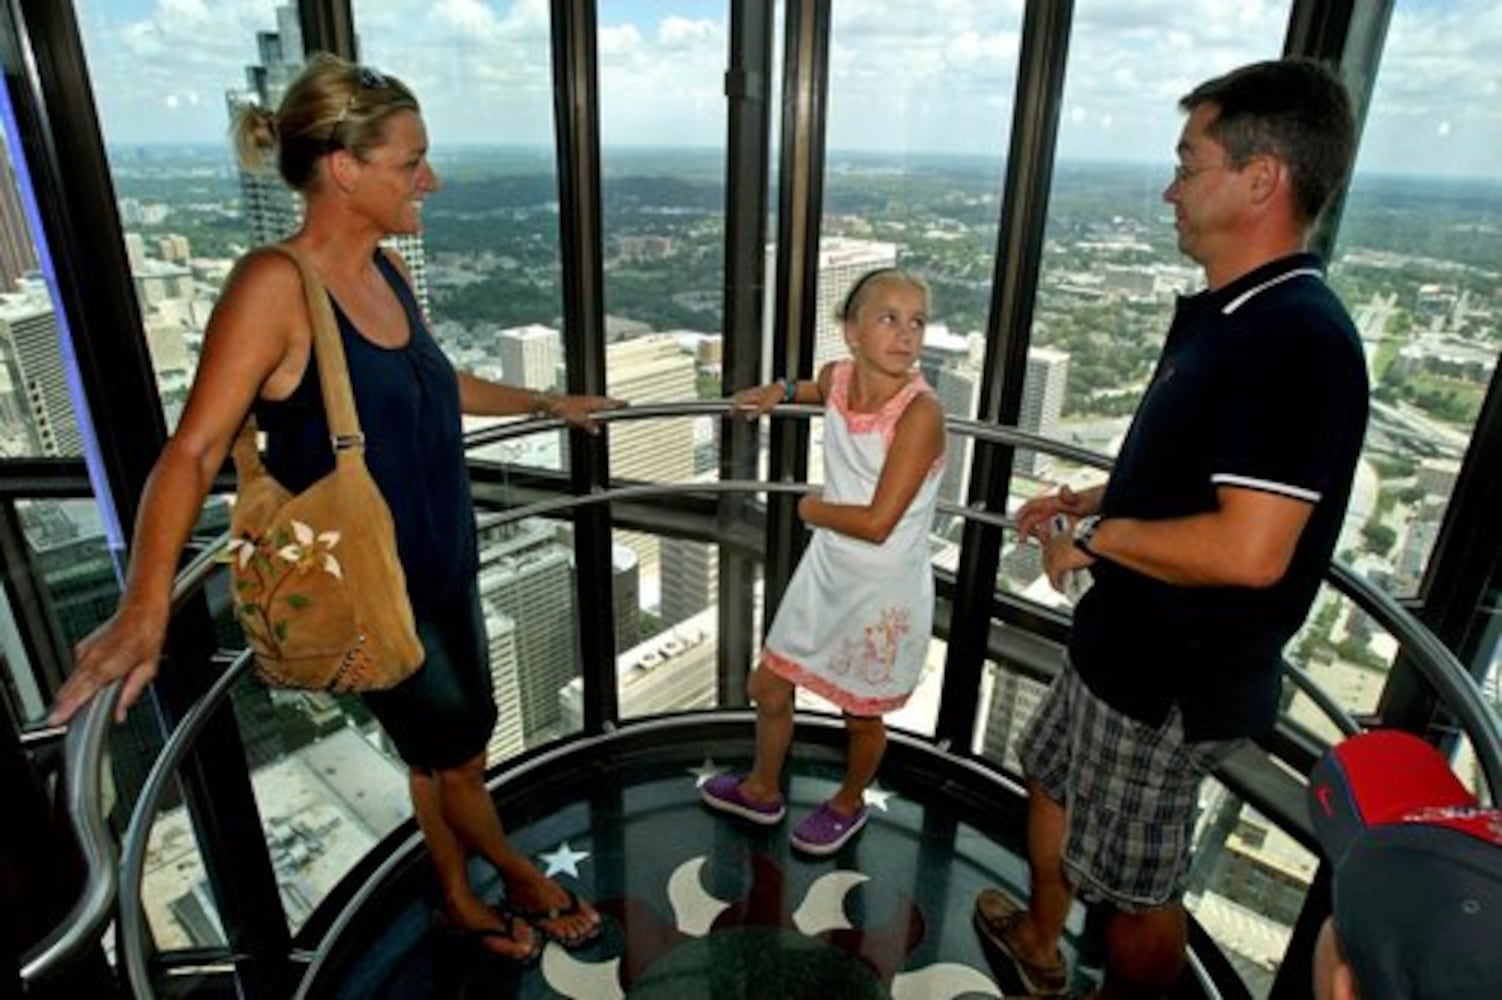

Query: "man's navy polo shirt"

xmin=1071 ymin=252 xmax=1369 ymax=742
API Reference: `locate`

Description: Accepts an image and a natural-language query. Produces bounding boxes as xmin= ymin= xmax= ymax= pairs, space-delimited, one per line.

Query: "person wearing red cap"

xmin=1308 ymin=729 xmax=1502 ymax=999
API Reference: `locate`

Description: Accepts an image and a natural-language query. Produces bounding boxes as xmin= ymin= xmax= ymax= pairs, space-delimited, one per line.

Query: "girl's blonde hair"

xmin=836 ymin=267 xmax=931 ymax=322
xmin=230 ymin=53 xmax=420 ymax=192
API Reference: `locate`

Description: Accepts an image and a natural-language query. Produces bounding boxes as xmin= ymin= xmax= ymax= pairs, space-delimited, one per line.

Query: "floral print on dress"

xmin=227 ymin=518 xmax=344 ymax=657
xmin=830 ymin=605 xmax=911 ymax=687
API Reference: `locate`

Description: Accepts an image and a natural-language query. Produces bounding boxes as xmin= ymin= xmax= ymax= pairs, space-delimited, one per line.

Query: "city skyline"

xmin=77 ymin=0 xmax=1502 ymax=180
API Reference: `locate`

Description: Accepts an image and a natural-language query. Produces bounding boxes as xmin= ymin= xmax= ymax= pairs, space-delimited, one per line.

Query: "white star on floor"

xmin=539 ymin=841 xmax=591 ymax=878
xmin=863 ymin=782 xmax=895 ymax=812
xmin=687 ymin=758 xmax=730 ymax=788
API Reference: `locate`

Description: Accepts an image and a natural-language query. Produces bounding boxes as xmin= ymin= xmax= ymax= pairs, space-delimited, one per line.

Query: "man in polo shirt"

xmin=973 ymin=59 xmax=1369 ymax=998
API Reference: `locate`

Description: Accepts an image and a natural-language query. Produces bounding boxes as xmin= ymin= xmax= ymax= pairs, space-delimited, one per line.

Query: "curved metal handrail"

xmin=42 ymin=401 xmax=1501 ymax=993
xmin=18 ymin=680 xmax=119 ymax=984
xmin=1326 ymin=561 xmax=1502 ymax=784
xmin=119 ymin=650 xmax=256 ymax=1000
xmin=459 ymin=398 xmax=1117 ymax=474
xmin=463 ymin=401 xmax=1462 ymax=758
xmin=18 ymin=538 xmax=231 ymax=987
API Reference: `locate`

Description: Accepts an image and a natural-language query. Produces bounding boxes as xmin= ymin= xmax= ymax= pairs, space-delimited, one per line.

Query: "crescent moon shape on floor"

xmin=540 ymin=942 xmax=625 ymax=1000
xmin=666 ymin=855 xmax=731 ymax=936
xmin=791 ymin=869 xmax=870 ymax=936
xmin=889 ymin=961 xmax=1002 ymax=999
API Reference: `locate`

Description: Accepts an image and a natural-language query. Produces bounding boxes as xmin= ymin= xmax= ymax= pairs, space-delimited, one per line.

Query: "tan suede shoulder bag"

xmin=226 ymin=243 xmax=425 ymax=691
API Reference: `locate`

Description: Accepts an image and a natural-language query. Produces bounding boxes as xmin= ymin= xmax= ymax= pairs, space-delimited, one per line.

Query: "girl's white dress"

xmin=762 ymin=360 xmax=944 ymax=715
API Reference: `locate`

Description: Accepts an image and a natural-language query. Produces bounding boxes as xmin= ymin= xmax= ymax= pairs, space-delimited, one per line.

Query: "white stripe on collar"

xmin=1221 ymin=267 xmax=1324 ymax=315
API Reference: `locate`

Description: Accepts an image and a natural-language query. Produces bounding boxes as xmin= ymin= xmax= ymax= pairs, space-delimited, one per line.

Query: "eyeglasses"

xmin=1171 ymin=160 xmax=1230 ymax=185
xmin=333 ymin=66 xmax=389 ymax=127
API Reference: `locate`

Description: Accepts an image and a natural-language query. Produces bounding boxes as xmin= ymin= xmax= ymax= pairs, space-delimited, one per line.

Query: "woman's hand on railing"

xmin=548 ymin=393 xmax=625 ymax=434
xmin=49 ymin=599 xmax=167 ymax=726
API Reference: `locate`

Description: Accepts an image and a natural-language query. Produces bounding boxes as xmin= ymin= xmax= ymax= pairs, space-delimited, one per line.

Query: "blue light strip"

xmin=0 ymin=74 xmax=128 ymax=576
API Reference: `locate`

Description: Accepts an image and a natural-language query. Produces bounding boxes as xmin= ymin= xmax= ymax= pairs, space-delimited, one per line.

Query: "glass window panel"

xmin=1010 ymin=3 xmax=1289 ymax=598
xmin=1328 ymin=0 xmax=1502 ymax=598
xmin=613 ymin=528 xmax=721 ymax=723
xmin=599 ymin=2 xmax=727 ymax=346
xmin=478 ymin=513 xmax=583 ymax=754
xmin=1187 ymin=778 xmax=1318 ymax=999
xmin=229 ymin=673 xmax=409 ymax=934
xmin=357 ymin=0 xmax=564 ymax=474
xmin=140 ymin=781 xmax=228 ymax=950
xmin=0 ymin=77 xmax=93 ymax=461
xmin=1 ymin=498 xmax=118 ymax=729
xmin=1280 ymin=583 xmax=1393 ymax=742
xmin=809 ymin=0 xmax=1024 ymax=742
xmin=973 ymin=657 xmax=1053 ymax=767
xmin=76 ymin=0 xmax=302 ymax=431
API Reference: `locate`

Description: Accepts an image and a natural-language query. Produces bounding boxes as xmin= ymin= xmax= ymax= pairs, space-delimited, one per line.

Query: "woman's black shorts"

xmin=361 ymin=581 xmax=498 ymax=771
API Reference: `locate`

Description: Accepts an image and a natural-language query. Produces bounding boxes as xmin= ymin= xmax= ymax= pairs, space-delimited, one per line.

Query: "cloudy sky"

xmin=76 ymin=0 xmax=1502 ymax=179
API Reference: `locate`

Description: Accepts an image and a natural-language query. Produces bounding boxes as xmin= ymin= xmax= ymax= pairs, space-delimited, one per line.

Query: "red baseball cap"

xmin=1308 ymin=730 xmax=1502 ymax=999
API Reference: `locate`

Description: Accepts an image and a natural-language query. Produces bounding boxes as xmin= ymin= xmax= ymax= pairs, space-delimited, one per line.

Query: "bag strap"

xmin=230 ymin=243 xmax=368 ymax=477
xmin=266 ymin=243 xmax=365 ymax=449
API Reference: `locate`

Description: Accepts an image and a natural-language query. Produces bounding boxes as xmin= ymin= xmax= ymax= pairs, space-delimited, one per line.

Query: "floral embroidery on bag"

xmin=227 ymin=519 xmax=344 ymax=656
xmin=829 ymin=605 xmax=911 ymax=685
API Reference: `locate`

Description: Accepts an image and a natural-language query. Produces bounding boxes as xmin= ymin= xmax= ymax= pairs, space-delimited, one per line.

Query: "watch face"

xmin=1072 ymin=515 xmax=1100 ymax=551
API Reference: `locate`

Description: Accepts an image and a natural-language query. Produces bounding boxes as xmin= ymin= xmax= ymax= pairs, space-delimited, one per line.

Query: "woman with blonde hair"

xmin=50 ymin=53 xmax=611 ymax=960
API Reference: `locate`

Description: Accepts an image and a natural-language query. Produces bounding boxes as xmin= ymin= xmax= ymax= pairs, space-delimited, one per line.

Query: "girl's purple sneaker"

xmin=790 ymin=800 xmax=868 ymax=855
xmin=699 ymin=774 xmax=786 ymax=825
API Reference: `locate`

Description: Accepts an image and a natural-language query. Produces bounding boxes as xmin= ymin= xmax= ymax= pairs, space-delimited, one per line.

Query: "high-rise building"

xmin=497 ymin=324 xmax=562 ymax=390
xmin=0 ymin=134 xmax=37 ymax=295
xmin=660 ymin=534 xmax=717 ymax=627
xmin=605 ymin=335 xmax=697 ymax=578
xmin=810 ymin=238 xmax=899 ymax=370
xmin=977 ymin=662 xmax=1050 ymax=771
xmin=482 ymin=609 xmax=525 ymax=766
xmin=558 ymin=607 xmax=717 ymax=730
xmin=934 ymin=362 xmax=981 ymax=521
xmin=157 ymin=234 xmax=191 ymax=264
xmin=1017 ymin=346 xmax=1070 ymax=478
xmin=475 ymin=516 xmax=579 ymax=744
xmin=918 ymin=322 xmax=969 ymax=389
xmin=229 ymin=4 xmax=430 ymax=313
xmin=763 ymin=238 xmax=899 ymax=374
xmin=612 ymin=543 xmax=641 ymax=656
xmin=0 ymin=282 xmax=78 ymax=456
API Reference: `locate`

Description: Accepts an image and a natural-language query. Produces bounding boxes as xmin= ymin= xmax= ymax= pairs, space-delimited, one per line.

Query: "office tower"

xmin=763 ymin=237 xmax=898 ymax=374
xmin=483 ymin=610 xmax=526 ymax=765
xmin=660 ymin=534 xmax=717 ymax=627
xmin=157 ymin=234 xmax=191 ymax=264
xmin=605 ymin=335 xmax=697 ymax=578
xmin=475 ymin=516 xmax=580 ymax=744
xmin=918 ymin=322 xmax=968 ymax=389
xmin=1017 ymin=346 xmax=1070 ymax=478
xmin=811 ymin=238 xmax=899 ymax=369
xmin=934 ymin=361 xmax=981 ymax=523
xmin=498 ymin=324 xmax=561 ymax=390
xmin=228 ymin=4 xmax=429 ymax=314
xmin=613 ymin=543 xmax=641 ymax=656
xmin=0 ymin=282 xmax=78 ymax=456
xmin=122 ymin=232 xmax=148 ymax=271
xmin=558 ymin=607 xmax=718 ymax=730
xmin=0 ymin=131 xmax=37 ymax=294
xmin=978 ymin=662 xmax=1050 ymax=771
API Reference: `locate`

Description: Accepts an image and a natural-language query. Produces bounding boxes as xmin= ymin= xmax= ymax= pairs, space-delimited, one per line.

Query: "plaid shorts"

xmin=1019 ymin=662 xmax=1243 ymax=912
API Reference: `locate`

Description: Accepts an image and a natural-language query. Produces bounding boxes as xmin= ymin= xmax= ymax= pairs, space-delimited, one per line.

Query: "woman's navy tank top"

xmin=253 ymin=251 xmax=478 ymax=616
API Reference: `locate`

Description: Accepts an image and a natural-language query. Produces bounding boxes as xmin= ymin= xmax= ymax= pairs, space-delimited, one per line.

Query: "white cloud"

xmin=69 ymin=0 xmax=1502 ymax=176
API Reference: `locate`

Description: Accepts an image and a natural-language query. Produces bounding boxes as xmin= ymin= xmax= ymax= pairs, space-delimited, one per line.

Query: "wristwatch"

xmin=1072 ymin=515 xmax=1102 ymax=557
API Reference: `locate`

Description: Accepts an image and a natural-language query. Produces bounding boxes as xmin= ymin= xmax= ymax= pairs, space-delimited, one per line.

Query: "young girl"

xmin=702 ymin=268 xmax=946 ymax=855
